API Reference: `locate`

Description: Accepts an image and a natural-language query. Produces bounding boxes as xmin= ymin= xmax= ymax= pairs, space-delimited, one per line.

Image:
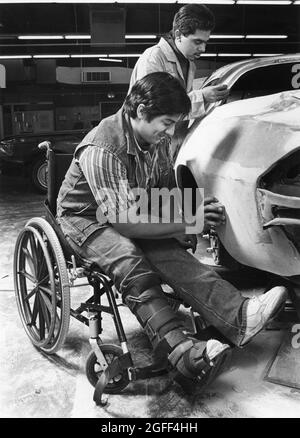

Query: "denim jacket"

xmin=56 ymin=108 xmax=176 ymax=247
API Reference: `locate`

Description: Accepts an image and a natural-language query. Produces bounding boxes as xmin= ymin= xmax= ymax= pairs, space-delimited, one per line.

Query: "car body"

xmin=0 ymin=129 xmax=88 ymax=192
xmin=175 ymin=55 xmax=300 ymax=283
xmin=200 ymin=53 xmax=300 ymax=114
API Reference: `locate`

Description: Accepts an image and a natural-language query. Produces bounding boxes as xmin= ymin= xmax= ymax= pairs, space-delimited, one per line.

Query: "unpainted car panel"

xmin=201 ymin=53 xmax=300 ymax=115
xmin=176 ymin=90 xmax=300 ymax=276
xmin=203 ymin=54 xmax=300 ymax=90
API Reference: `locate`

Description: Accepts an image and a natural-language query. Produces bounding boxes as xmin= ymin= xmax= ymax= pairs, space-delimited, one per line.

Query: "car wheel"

xmin=31 ymin=157 xmax=47 ymax=193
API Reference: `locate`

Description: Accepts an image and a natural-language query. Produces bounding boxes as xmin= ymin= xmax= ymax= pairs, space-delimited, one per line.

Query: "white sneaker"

xmin=240 ymin=286 xmax=288 ymax=346
xmin=206 ymin=339 xmax=230 ymax=365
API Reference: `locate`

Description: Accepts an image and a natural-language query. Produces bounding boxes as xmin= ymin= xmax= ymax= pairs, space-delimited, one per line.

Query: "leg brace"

xmin=124 ymin=285 xmax=226 ymax=386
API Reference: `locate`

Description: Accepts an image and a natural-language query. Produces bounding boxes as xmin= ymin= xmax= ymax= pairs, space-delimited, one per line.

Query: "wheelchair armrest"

xmin=38 ymin=141 xmax=52 ymax=159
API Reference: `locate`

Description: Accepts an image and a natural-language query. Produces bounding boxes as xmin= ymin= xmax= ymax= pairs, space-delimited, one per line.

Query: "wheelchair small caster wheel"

xmin=86 ymin=343 xmax=129 ymax=394
xmin=95 ymin=394 xmax=108 ymax=407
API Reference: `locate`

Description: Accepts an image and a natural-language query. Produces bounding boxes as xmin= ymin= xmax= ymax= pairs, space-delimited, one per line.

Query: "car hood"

xmin=200 ymin=54 xmax=300 ymax=114
xmin=203 ymin=54 xmax=300 ymax=88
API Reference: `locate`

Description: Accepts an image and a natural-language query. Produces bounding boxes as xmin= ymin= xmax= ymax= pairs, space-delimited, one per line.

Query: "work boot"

xmin=240 ymin=286 xmax=288 ymax=347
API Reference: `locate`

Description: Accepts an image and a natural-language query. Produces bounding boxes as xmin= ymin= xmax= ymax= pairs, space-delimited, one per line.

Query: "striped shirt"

xmin=79 ymin=141 xmax=161 ymax=223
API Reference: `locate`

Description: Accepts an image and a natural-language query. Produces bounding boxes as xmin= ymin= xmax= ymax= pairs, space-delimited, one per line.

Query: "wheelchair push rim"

xmin=14 ymin=217 xmax=71 ymax=354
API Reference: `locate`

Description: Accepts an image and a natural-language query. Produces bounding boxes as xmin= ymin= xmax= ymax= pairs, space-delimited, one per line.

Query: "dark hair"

xmin=173 ymin=4 xmax=215 ymax=36
xmin=124 ymin=72 xmax=191 ymax=121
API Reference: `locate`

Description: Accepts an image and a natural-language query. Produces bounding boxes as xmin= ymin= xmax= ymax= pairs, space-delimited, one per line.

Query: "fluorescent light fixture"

xmin=65 ymin=35 xmax=91 ymax=39
xmin=210 ymin=35 xmax=245 ymax=39
xmin=99 ymin=58 xmax=122 ymax=63
xmin=0 ymin=55 xmax=32 ymax=59
xmin=220 ymin=53 xmax=252 ymax=57
xmin=66 ymin=34 xmax=156 ymax=40
xmin=33 ymin=54 xmax=70 ymax=58
xmin=116 ymin=0 xmax=172 ymax=3
xmin=246 ymin=34 xmax=288 ymax=38
xmin=70 ymin=54 xmax=107 ymax=58
xmin=18 ymin=35 xmax=64 ymax=40
xmin=252 ymin=53 xmax=283 ymax=56
xmin=125 ymin=35 xmax=157 ymax=39
xmin=294 ymin=1 xmax=300 ymax=4
xmin=200 ymin=53 xmax=217 ymax=57
xmin=236 ymin=1 xmax=292 ymax=4
xmin=178 ymin=0 xmax=235 ymax=4
xmin=109 ymin=54 xmax=141 ymax=58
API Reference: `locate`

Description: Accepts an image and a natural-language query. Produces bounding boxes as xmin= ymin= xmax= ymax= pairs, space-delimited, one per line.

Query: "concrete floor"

xmin=1 ymin=171 xmax=300 ymax=418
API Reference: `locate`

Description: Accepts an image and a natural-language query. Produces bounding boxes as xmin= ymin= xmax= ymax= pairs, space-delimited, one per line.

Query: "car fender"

xmin=176 ymin=90 xmax=300 ymax=276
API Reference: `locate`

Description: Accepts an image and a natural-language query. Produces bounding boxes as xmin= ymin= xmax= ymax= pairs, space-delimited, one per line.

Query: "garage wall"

xmin=56 ymin=66 xmax=132 ymax=85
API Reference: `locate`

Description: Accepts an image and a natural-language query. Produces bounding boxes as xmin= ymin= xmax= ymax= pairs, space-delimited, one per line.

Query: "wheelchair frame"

xmin=13 ymin=140 xmax=188 ymax=406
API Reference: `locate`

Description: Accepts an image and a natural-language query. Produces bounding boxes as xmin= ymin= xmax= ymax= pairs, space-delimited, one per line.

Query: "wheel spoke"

xmin=30 ymin=293 xmax=39 ymax=327
xmin=22 ymin=247 xmax=36 ymax=277
xmin=39 ymin=289 xmax=54 ymax=314
xmin=24 ymin=286 xmax=38 ymax=302
xmin=39 ymin=284 xmax=52 ymax=297
xmin=39 ymin=293 xmax=51 ymax=331
xmin=35 ymin=235 xmax=43 ymax=260
xmin=38 ymin=295 xmax=46 ymax=340
xmin=37 ymin=253 xmax=45 ymax=279
xmin=18 ymin=269 xmax=36 ymax=283
xmin=38 ymin=273 xmax=50 ymax=286
xmin=37 ymin=250 xmax=49 ymax=282
xmin=28 ymin=233 xmax=39 ymax=274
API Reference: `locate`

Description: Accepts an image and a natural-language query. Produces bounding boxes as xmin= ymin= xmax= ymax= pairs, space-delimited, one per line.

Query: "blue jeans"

xmin=59 ymin=218 xmax=248 ymax=346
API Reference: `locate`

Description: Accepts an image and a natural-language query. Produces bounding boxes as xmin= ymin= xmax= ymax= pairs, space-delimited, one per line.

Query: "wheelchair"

xmin=13 ymin=140 xmax=206 ymax=406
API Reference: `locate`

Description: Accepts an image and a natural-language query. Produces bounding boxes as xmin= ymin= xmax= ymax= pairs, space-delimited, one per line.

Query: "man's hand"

xmin=176 ymin=234 xmax=198 ymax=253
xmin=202 ymin=84 xmax=229 ymax=105
xmin=203 ymin=196 xmax=226 ymax=233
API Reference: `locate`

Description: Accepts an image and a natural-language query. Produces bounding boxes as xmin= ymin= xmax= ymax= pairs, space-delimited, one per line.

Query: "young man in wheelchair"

xmin=56 ymin=72 xmax=287 ymax=392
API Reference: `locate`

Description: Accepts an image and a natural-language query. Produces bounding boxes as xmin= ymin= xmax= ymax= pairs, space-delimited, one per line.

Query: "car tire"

xmin=31 ymin=157 xmax=47 ymax=193
xmin=217 ymin=241 xmax=241 ymax=270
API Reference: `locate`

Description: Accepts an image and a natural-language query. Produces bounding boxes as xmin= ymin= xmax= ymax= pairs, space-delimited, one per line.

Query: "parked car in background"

xmin=0 ymin=129 xmax=88 ymax=192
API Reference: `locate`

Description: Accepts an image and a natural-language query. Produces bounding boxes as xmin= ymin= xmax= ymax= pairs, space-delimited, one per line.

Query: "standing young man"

xmin=129 ymin=4 xmax=229 ymax=119
xmin=57 ymin=73 xmax=287 ymax=392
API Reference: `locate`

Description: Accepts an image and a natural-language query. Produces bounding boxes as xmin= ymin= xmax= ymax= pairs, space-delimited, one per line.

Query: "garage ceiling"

xmin=0 ymin=1 xmax=299 ymax=62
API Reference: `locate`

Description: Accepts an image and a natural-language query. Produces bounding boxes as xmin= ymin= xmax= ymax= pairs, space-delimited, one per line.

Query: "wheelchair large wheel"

xmin=14 ymin=217 xmax=70 ymax=354
xmin=85 ymin=344 xmax=129 ymax=394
